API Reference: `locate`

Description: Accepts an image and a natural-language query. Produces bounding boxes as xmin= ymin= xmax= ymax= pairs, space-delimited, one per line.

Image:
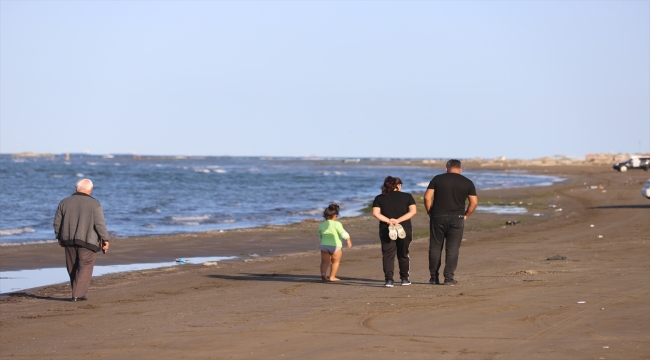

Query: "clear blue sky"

xmin=1 ymin=1 xmax=648 ymax=159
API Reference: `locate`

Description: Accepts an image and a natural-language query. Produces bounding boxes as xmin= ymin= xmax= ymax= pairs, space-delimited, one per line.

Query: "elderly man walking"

xmin=424 ymin=160 xmax=478 ymax=285
xmin=53 ymin=179 xmax=110 ymax=301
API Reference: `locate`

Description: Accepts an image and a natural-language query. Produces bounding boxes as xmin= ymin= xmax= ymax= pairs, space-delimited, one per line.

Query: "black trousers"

xmin=380 ymin=227 xmax=412 ymax=281
xmin=429 ymin=214 xmax=464 ymax=281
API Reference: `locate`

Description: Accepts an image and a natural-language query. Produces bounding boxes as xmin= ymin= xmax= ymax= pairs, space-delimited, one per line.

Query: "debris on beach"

xmin=555 ymin=208 xmax=563 ymax=212
xmin=175 ymin=258 xmax=185 ymax=264
xmin=505 ymin=220 xmax=521 ymax=225
xmin=512 ymin=270 xmax=538 ymax=275
xmin=598 ymin=235 xmax=603 ymax=238
xmin=533 ymin=213 xmax=543 ymax=217
xmin=577 ymin=301 xmax=586 ymax=304
xmin=590 ymin=224 xmax=595 ymax=227
xmin=202 ymin=262 xmax=218 ymax=266
xmin=546 ymin=255 xmax=567 ymax=260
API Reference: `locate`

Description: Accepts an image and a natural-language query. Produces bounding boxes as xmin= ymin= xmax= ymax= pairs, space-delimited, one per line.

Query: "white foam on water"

xmin=171 ymin=215 xmax=211 ymax=221
xmin=0 ymin=227 xmax=36 ymax=237
xmin=75 ymin=173 xmax=84 ymax=177
xmin=476 ymin=205 xmax=527 ymax=214
xmin=0 ymin=255 xmax=238 ymax=294
xmin=416 ymin=182 xmax=429 ymax=187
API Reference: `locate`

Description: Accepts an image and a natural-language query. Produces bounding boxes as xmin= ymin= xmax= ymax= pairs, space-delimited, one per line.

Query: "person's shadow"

xmin=1 ymin=292 xmax=71 ymax=302
xmin=206 ymin=273 xmax=385 ymax=287
xmin=589 ymin=204 xmax=650 ymax=209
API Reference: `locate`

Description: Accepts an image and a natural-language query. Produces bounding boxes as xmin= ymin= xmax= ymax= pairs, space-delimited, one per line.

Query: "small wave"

xmin=295 ymin=208 xmax=323 ymax=216
xmin=416 ymin=182 xmax=429 ymax=187
xmin=171 ymin=215 xmax=211 ymax=221
xmin=194 ymin=169 xmax=211 ymax=173
xmin=75 ymin=173 xmax=84 ymax=177
xmin=179 ymin=222 xmax=200 ymax=226
xmin=0 ymin=227 xmax=36 ymax=236
xmin=0 ymin=239 xmax=56 ymax=246
xmin=333 ymin=171 xmax=346 ymax=176
xmin=220 ymin=219 xmax=236 ymax=223
xmin=52 ymin=174 xmax=64 ymax=178
xmin=214 ymin=169 xmax=227 ymax=173
xmin=206 ymin=165 xmax=222 ymax=169
xmin=143 ymin=224 xmax=156 ymax=228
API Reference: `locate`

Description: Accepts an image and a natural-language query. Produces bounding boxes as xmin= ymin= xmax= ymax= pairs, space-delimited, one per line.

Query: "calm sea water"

xmin=0 ymin=155 xmax=563 ymax=244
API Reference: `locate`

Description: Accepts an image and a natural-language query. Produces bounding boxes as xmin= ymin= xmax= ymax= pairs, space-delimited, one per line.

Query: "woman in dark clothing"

xmin=372 ymin=176 xmax=417 ymax=287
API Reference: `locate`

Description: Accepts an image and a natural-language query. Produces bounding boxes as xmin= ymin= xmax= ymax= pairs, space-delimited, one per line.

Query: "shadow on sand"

xmin=589 ymin=204 xmax=650 ymax=209
xmin=206 ymin=273 xmax=387 ymax=287
xmin=1 ymin=292 xmax=71 ymax=302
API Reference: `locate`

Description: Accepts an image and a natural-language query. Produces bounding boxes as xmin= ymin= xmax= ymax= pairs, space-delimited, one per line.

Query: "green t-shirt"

xmin=318 ymin=220 xmax=350 ymax=247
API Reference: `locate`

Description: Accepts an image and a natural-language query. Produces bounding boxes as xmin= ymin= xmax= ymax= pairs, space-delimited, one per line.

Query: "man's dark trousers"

xmin=64 ymin=246 xmax=97 ymax=298
xmin=429 ymin=214 xmax=464 ymax=281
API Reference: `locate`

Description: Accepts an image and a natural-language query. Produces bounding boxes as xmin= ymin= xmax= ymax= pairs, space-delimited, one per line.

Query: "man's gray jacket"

xmin=53 ymin=193 xmax=110 ymax=252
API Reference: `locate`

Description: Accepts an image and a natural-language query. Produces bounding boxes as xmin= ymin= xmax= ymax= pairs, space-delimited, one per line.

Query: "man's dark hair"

xmin=323 ymin=204 xmax=340 ymax=219
xmin=446 ymin=159 xmax=462 ymax=169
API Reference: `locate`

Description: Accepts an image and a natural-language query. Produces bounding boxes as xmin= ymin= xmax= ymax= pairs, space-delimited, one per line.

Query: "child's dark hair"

xmin=323 ymin=204 xmax=340 ymax=219
xmin=381 ymin=176 xmax=403 ymax=195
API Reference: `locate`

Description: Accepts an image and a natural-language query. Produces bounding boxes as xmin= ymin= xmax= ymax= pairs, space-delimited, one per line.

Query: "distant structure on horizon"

xmin=585 ymin=153 xmax=650 ymax=165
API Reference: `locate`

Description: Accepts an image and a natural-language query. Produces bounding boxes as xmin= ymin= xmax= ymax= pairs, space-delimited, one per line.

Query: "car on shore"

xmin=642 ymin=179 xmax=650 ymax=199
xmin=612 ymin=157 xmax=650 ymax=172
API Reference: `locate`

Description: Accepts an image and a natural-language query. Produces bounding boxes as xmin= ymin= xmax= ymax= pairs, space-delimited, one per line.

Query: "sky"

xmin=1 ymin=1 xmax=648 ymax=159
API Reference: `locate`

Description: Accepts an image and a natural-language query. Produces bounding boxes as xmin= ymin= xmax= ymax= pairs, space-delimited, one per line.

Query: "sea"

xmin=0 ymin=154 xmax=565 ymax=246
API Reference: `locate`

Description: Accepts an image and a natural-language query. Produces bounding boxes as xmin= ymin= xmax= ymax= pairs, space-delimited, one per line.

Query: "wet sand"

xmin=1 ymin=165 xmax=649 ymax=359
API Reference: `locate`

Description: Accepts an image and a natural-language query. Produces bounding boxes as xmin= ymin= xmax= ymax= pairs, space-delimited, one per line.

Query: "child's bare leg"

xmin=320 ymin=251 xmax=330 ymax=282
xmin=329 ymin=249 xmax=343 ymax=281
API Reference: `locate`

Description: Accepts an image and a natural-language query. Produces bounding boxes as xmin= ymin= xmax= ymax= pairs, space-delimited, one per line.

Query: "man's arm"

xmin=53 ymin=203 xmax=63 ymax=247
xmin=464 ymin=195 xmax=478 ymax=220
xmin=94 ymin=205 xmax=111 ymax=252
xmin=424 ymin=189 xmax=434 ymax=215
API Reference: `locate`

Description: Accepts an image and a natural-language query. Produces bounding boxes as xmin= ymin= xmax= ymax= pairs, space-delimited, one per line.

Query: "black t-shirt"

xmin=372 ymin=191 xmax=416 ymax=230
xmin=427 ymin=173 xmax=477 ymax=215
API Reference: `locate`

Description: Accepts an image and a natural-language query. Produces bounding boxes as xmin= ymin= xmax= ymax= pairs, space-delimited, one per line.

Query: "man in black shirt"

xmin=424 ymin=160 xmax=478 ymax=285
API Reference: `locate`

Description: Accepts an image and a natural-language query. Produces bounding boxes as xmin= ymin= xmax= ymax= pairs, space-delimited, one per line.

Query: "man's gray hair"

xmin=76 ymin=178 xmax=94 ymax=192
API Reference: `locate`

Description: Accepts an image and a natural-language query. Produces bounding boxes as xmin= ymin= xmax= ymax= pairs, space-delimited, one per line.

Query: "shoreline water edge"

xmin=1 ymin=155 xmax=564 ymax=246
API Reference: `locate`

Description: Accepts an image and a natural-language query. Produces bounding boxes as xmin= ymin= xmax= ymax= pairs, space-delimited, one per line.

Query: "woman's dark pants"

xmin=380 ymin=228 xmax=412 ymax=281
xmin=429 ymin=214 xmax=464 ymax=282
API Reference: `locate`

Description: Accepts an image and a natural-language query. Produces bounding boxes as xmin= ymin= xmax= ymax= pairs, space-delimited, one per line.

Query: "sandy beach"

xmin=1 ymin=165 xmax=648 ymax=359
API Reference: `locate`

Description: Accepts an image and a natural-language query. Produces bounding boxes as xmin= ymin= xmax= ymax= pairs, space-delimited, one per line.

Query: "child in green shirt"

xmin=318 ymin=204 xmax=352 ymax=283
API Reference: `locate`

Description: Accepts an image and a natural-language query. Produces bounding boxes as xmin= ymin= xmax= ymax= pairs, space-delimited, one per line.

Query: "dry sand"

xmin=1 ymin=165 xmax=648 ymax=359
